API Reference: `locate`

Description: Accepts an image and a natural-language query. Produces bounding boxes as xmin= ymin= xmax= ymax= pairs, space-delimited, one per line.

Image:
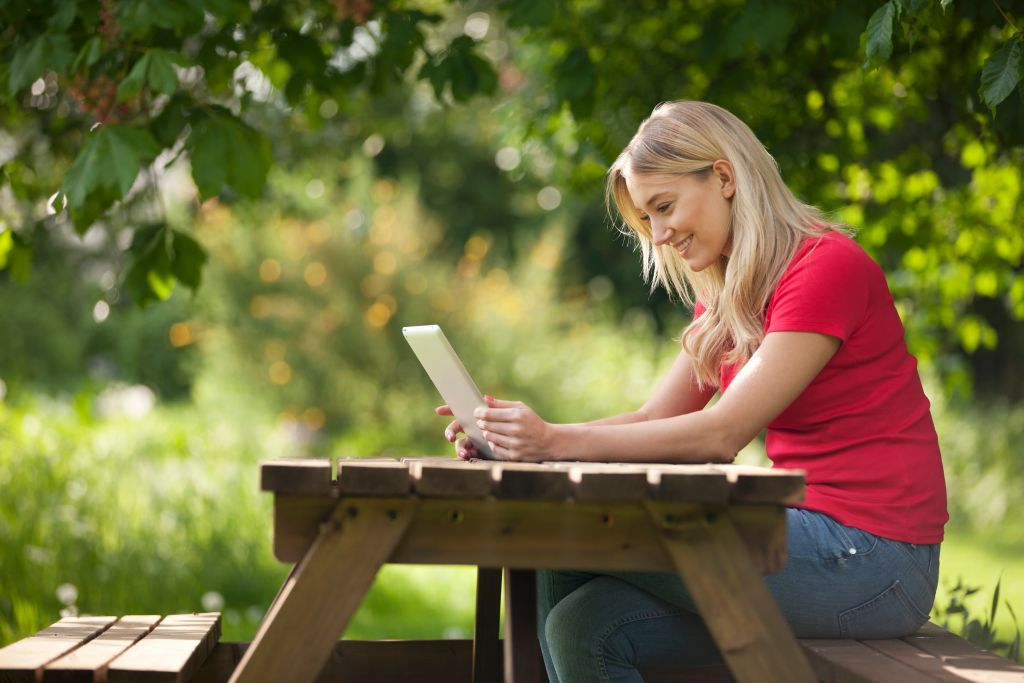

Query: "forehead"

xmin=623 ymin=172 xmax=696 ymax=208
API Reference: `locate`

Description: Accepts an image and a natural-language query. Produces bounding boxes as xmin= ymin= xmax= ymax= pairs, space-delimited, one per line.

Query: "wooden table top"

xmin=260 ymin=456 xmax=805 ymax=505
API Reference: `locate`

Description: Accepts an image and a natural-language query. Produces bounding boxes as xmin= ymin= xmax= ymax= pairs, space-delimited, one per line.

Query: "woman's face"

xmin=624 ymin=160 xmax=735 ymax=272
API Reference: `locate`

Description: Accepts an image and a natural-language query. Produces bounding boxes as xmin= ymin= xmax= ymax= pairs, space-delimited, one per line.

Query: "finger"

xmin=456 ymin=436 xmax=477 ymax=459
xmin=489 ymin=442 xmax=515 ymax=461
xmin=486 ymin=397 xmax=524 ymax=409
xmin=435 ymin=405 xmax=454 ymax=416
xmin=481 ymin=430 xmax=516 ymax=449
xmin=473 ymin=407 xmax=523 ymax=423
xmin=444 ymin=420 xmax=463 ymax=442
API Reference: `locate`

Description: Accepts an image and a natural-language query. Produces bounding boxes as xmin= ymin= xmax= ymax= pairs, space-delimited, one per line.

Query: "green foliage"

xmin=0 ymin=395 xmax=477 ymax=645
xmin=980 ymin=36 xmax=1024 ymax=111
xmin=865 ymin=2 xmax=897 ymax=66
xmin=934 ymin=576 xmax=1022 ymax=662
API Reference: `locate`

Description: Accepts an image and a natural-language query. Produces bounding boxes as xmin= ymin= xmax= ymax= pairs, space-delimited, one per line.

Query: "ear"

xmin=711 ymin=160 xmax=736 ymax=199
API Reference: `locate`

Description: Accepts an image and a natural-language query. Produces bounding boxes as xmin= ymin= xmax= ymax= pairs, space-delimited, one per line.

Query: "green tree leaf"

xmin=60 ymin=125 xmax=161 ymax=232
xmin=72 ymin=37 xmax=104 ymax=73
xmin=124 ymin=223 xmax=174 ymax=306
xmin=170 ymin=230 xmax=207 ymax=290
xmin=118 ymin=50 xmax=181 ymax=102
xmin=48 ymin=2 xmax=77 ymax=31
xmin=186 ymin=114 xmax=271 ymax=199
xmin=865 ymin=2 xmax=896 ymax=67
xmin=8 ymin=34 xmax=74 ymax=95
xmin=980 ymin=38 xmax=1023 ymax=112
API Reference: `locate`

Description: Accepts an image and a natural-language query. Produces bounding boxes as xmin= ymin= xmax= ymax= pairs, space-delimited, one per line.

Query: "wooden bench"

xmin=3 ymin=612 xmax=1021 ymax=682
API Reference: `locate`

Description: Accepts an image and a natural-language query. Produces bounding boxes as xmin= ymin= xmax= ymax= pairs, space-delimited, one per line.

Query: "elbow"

xmin=703 ymin=411 xmax=745 ymax=464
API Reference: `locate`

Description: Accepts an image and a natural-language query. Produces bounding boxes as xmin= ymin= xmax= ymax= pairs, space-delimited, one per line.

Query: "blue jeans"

xmin=537 ymin=508 xmax=940 ymax=683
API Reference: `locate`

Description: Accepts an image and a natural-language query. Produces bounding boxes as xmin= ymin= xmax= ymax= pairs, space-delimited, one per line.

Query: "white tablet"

xmin=402 ymin=324 xmax=496 ymax=460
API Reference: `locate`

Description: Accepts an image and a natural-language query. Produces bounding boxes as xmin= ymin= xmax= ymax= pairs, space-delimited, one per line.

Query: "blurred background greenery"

xmin=1 ymin=0 xmax=1022 ymax=662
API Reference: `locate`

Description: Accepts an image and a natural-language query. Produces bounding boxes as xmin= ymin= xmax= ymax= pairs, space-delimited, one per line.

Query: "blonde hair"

xmin=606 ymin=101 xmax=837 ymax=388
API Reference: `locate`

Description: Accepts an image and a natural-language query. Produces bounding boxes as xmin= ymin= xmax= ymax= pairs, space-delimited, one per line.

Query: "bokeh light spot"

xmin=259 ymin=259 xmax=282 ymax=283
xmin=269 ymin=361 xmax=293 ymax=385
xmin=304 ymin=262 xmax=328 ymax=287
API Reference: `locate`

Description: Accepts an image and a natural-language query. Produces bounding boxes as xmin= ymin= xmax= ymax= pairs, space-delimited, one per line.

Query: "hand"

xmin=435 ymin=404 xmax=479 ymax=460
xmin=473 ymin=396 xmax=556 ymax=462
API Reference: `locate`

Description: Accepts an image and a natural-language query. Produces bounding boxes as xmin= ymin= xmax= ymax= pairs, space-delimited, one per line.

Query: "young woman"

xmin=437 ymin=101 xmax=947 ymax=682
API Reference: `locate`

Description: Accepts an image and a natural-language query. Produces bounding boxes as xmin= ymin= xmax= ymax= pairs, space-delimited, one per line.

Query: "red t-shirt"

xmin=693 ymin=230 xmax=947 ymax=544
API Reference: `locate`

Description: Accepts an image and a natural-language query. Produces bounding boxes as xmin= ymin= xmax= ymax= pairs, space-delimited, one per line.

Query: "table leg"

xmin=473 ymin=568 xmax=503 ymax=683
xmin=503 ymin=569 xmax=547 ymax=683
xmin=646 ymin=505 xmax=817 ymax=683
xmin=228 ymin=498 xmax=416 ymax=683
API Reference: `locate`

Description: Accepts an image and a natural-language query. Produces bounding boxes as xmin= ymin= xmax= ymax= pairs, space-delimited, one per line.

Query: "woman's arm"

xmin=475 ymin=331 xmax=840 ymax=463
xmin=438 ymin=347 xmax=716 ymax=457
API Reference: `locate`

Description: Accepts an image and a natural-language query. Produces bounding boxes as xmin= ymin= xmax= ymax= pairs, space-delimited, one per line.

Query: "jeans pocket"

xmin=838 ymin=579 xmax=930 ymax=639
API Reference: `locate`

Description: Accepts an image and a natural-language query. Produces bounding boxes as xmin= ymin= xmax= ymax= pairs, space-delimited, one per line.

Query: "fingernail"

xmin=485 ymin=394 xmax=494 ymax=401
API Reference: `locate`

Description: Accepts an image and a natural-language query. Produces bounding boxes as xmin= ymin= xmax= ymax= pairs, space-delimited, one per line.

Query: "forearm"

xmin=576 ymin=410 xmax=649 ymax=427
xmin=550 ymin=407 xmax=737 ymax=464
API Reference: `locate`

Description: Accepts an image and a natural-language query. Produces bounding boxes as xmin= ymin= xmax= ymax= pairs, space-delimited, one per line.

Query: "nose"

xmin=651 ymin=220 xmax=674 ymax=246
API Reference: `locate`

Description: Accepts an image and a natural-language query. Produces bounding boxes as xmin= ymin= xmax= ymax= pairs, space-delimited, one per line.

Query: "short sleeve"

xmin=765 ymin=236 xmax=871 ymax=342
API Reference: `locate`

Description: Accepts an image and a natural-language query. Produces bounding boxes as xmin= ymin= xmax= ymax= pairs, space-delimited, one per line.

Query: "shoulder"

xmin=783 ymin=229 xmax=878 ymax=285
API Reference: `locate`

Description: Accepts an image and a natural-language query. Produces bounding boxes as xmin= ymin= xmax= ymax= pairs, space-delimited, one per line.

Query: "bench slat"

xmin=106 ymin=613 xmax=220 ymax=683
xmin=863 ymin=638 xmax=974 ymax=683
xmin=260 ymin=458 xmax=333 ymax=495
xmin=0 ymin=617 xmax=116 ymax=683
xmin=42 ymin=615 xmax=161 ymax=683
xmin=336 ymin=458 xmax=410 ymax=496
xmin=801 ymin=638 xmax=941 ymax=683
xmin=901 ymin=624 xmax=1024 ymax=682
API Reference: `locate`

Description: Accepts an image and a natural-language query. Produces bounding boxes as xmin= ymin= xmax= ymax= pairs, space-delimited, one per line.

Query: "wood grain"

xmin=0 ymin=617 xmax=115 ymax=683
xmin=228 ymin=499 xmax=415 ymax=683
xmin=43 ymin=615 xmax=160 ymax=683
xmin=260 ymin=458 xmax=333 ymax=496
xmin=647 ymin=503 xmax=817 ymax=683
xmin=106 ymin=613 xmax=220 ymax=683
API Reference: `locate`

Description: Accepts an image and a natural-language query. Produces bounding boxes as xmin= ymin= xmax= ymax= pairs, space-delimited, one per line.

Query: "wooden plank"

xmin=274 ymin=497 xmax=784 ymax=573
xmin=335 ymin=458 xmax=411 ymax=496
xmin=901 ymin=623 xmax=1024 ymax=682
xmin=564 ymin=464 xmax=651 ymax=502
xmin=260 ymin=458 xmax=333 ymax=496
xmin=718 ymin=465 xmax=805 ymax=504
xmin=800 ymin=639 xmax=941 ymax=683
xmin=652 ymin=465 xmax=730 ymax=503
xmin=862 ymin=637 xmax=975 ymax=683
xmin=503 ymin=569 xmax=545 ymax=683
xmin=228 ymin=499 xmax=416 ymax=683
xmin=391 ymin=499 xmax=687 ymax=571
xmin=273 ymin=495 xmax=337 ymax=563
xmin=43 ymin=615 xmax=161 ymax=683
xmin=192 ymin=642 xmax=245 ymax=683
xmin=647 ymin=502 xmax=817 ymax=683
xmin=493 ymin=463 xmax=571 ymax=500
xmin=324 ymin=641 xmax=474 ymax=683
xmin=106 ymin=613 xmax=220 ymax=683
xmin=727 ymin=505 xmax=789 ymax=574
xmin=473 ymin=568 xmax=502 ymax=683
xmin=409 ymin=459 xmax=495 ymax=499
xmin=0 ymin=617 xmax=116 ymax=683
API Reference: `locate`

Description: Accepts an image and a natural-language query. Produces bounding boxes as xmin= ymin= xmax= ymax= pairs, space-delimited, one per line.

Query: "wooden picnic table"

xmin=229 ymin=456 xmax=817 ymax=683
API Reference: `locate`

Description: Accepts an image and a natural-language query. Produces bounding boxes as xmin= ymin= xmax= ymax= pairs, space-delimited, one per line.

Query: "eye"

xmin=638 ymin=212 xmax=650 ymax=223
xmin=656 ymin=202 xmax=672 ymax=214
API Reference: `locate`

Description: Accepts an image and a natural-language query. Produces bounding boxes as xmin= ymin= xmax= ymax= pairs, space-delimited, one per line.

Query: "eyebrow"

xmin=643 ymin=192 xmax=672 ymax=210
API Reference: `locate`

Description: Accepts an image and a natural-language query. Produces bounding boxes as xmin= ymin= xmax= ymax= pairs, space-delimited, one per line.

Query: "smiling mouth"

xmin=673 ymin=235 xmax=693 ymax=256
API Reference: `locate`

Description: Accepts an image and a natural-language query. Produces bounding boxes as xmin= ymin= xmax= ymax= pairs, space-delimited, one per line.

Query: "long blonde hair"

xmin=606 ymin=101 xmax=836 ymax=388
